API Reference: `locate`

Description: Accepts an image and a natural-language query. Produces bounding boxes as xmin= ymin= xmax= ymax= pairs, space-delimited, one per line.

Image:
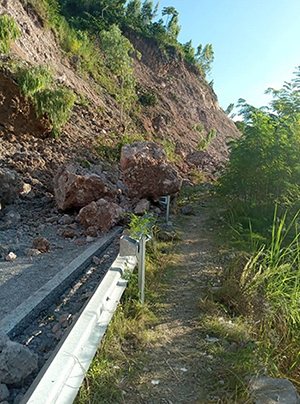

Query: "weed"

xmin=197 ymin=129 xmax=216 ymax=151
xmin=160 ymin=139 xmax=180 ymax=163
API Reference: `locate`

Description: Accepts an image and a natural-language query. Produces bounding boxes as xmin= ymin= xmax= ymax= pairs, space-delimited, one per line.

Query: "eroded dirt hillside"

xmin=0 ymin=0 xmax=240 ymax=194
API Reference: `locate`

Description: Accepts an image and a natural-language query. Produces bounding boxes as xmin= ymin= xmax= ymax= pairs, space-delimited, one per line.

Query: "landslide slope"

xmin=0 ymin=0 xmax=240 ymax=196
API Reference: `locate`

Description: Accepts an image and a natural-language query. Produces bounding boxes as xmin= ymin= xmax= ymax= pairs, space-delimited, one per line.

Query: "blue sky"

xmin=156 ymin=0 xmax=300 ymax=111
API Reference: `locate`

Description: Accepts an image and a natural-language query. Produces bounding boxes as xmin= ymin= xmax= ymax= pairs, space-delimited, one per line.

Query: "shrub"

xmin=34 ymin=86 xmax=76 ymax=137
xmin=139 ymin=90 xmax=158 ymax=106
xmin=17 ymin=65 xmax=52 ymax=95
xmin=17 ymin=64 xmax=75 ymax=136
xmin=0 ymin=15 xmax=20 ymax=54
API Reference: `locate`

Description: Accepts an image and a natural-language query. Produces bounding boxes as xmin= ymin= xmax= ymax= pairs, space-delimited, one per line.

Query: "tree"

xmin=125 ymin=0 xmax=143 ymax=30
xmin=182 ymin=40 xmax=196 ymax=65
xmin=141 ymin=0 xmax=159 ymax=24
xmin=100 ymin=25 xmax=137 ymax=123
xmin=167 ymin=12 xmax=181 ymax=41
xmin=161 ymin=6 xmax=180 ymax=41
xmin=219 ymin=77 xmax=300 ymax=223
xmin=196 ymin=43 xmax=214 ymax=76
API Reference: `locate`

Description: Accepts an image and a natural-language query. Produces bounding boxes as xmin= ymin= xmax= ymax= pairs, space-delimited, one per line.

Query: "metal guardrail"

xmin=21 ymin=241 xmax=138 ymax=404
xmin=20 ymin=211 xmax=158 ymax=403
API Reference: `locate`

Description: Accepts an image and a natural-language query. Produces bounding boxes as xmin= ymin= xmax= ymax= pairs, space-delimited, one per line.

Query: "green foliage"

xmin=0 ymin=15 xmax=20 ymax=54
xmin=17 ymin=64 xmax=75 ymax=136
xmin=139 ymin=89 xmax=158 ymax=106
xmin=219 ymin=208 xmax=300 ymax=379
xmin=196 ymin=43 xmax=214 ymax=76
xmin=127 ymin=212 xmax=155 ymax=239
xmin=197 ymin=129 xmax=216 ymax=151
xmin=58 ymin=0 xmax=126 ymax=31
xmin=93 ymin=132 xmax=144 ymax=162
xmin=100 ymin=25 xmax=137 ymax=122
xmin=34 ymin=86 xmax=76 ymax=137
xmin=219 ymin=70 xmax=300 ymax=225
xmin=160 ymin=139 xmax=180 ymax=163
xmin=17 ymin=65 xmax=52 ymax=96
xmin=30 ymin=0 xmax=61 ymax=29
xmin=191 ymin=122 xmax=204 ymax=133
xmin=191 ymin=123 xmax=216 ymax=151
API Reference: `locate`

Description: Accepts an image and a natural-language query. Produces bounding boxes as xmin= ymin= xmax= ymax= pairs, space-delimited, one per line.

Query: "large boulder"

xmin=53 ymin=165 xmax=118 ymax=211
xmin=0 ymin=336 xmax=38 ymax=386
xmin=0 ymin=168 xmax=23 ymax=206
xmin=120 ymin=142 xmax=181 ymax=199
xmin=78 ymin=199 xmax=123 ymax=231
xmin=248 ymin=377 xmax=300 ymax=404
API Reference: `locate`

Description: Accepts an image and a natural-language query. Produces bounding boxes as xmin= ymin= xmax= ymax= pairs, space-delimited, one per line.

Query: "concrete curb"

xmin=0 ymin=227 xmax=122 ymax=337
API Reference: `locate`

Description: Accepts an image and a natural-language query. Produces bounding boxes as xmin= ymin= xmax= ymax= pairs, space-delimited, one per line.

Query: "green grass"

xmin=75 ymin=239 xmax=175 ymax=404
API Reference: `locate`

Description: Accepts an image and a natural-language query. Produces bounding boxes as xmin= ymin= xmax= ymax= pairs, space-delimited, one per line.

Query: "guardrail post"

xmin=159 ymin=195 xmax=171 ymax=222
xmin=138 ymin=235 xmax=146 ymax=305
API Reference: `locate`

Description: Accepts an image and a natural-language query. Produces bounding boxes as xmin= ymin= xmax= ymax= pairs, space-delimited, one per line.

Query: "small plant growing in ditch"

xmin=0 ymin=15 xmax=20 ymax=55
xmin=127 ymin=212 xmax=156 ymax=239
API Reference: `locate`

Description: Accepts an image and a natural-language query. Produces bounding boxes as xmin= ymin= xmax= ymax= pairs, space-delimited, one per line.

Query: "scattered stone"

xmin=74 ymin=239 xmax=85 ymax=246
xmin=0 ymin=211 xmax=21 ymax=231
xmin=0 ymin=167 xmax=23 ymax=206
xmin=134 ymin=199 xmax=150 ymax=215
xmin=92 ymin=256 xmax=101 ymax=265
xmin=181 ymin=205 xmax=194 ymax=215
xmin=0 ymin=385 xmax=9 ymax=402
xmin=157 ymin=223 xmax=177 ymax=241
xmin=0 ymin=340 xmax=38 ymax=385
xmin=51 ymin=323 xmax=61 ymax=334
xmin=24 ymin=248 xmax=41 ymax=257
xmin=20 ymin=183 xmax=32 ymax=195
xmin=120 ymin=142 xmax=181 ymax=199
xmin=86 ymin=236 xmax=95 ymax=243
xmin=53 ymin=165 xmax=118 ymax=211
xmin=32 ymin=237 xmax=50 ymax=253
xmin=205 ymin=335 xmax=219 ymax=343
xmin=78 ymin=199 xmax=123 ymax=232
xmin=61 ymin=229 xmax=75 ymax=239
xmin=58 ymin=314 xmax=72 ymax=328
xmin=85 ymin=226 xmax=98 ymax=238
xmin=5 ymin=252 xmax=17 ymax=261
xmin=248 ymin=377 xmax=300 ymax=404
xmin=60 ymin=214 xmax=73 ymax=225
xmin=0 ymin=244 xmax=8 ymax=258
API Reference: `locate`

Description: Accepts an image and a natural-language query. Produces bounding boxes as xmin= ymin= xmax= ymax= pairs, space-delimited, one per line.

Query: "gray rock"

xmin=0 ymin=168 xmax=23 ymax=206
xmin=0 ymin=244 xmax=8 ymax=259
xmin=248 ymin=376 xmax=300 ymax=404
xmin=181 ymin=205 xmax=194 ymax=215
xmin=0 ymin=340 xmax=38 ymax=385
xmin=0 ymin=333 xmax=9 ymax=351
xmin=157 ymin=222 xmax=177 ymax=241
xmin=0 ymin=384 xmax=9 ymax=401
xmin=134 ymin=199 xmax=150 ymax=215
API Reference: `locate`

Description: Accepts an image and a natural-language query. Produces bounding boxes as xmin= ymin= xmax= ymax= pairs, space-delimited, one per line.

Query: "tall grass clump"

xmin=17 ymin=64 xmax=75 ymax=136
xmin=217 ymin=207 xmax=300 ymax=379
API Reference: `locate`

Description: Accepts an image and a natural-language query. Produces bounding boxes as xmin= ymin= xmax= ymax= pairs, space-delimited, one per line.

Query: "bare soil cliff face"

xmin=128 ymin=33 xmax=240 ymax=170
xmin=0 ymin=0 xmax=240 ymax=198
